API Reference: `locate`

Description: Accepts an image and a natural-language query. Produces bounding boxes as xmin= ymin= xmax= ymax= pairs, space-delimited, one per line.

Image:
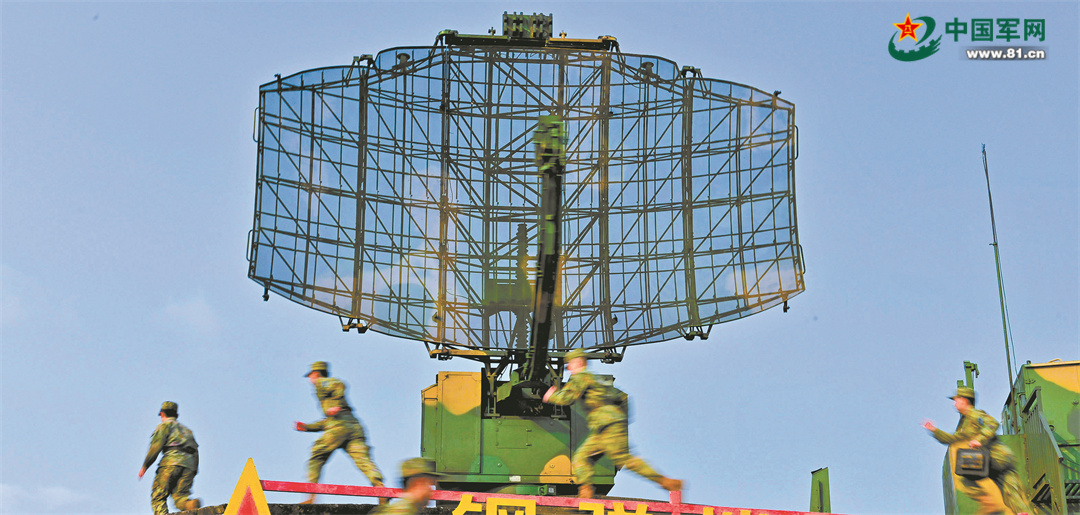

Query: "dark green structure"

xmin=810 ymin=468 xmax=830 ymax=513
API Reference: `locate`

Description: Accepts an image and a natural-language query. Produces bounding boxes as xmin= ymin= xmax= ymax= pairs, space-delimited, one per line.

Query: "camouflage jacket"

xmin=300 ymin=377 xmax=360 ymax=431
xmin=547 ymin=370 xmax=627 ymax=431
xmin=369 ymin=497 xmax=426 ymax=515
xmin=142 ymin=418 xmax=198 ymax=471
xmin=932 ymin=408 xmax=1016 ymax=467
xmin=932 ymin=408 xmax=999 ymax=446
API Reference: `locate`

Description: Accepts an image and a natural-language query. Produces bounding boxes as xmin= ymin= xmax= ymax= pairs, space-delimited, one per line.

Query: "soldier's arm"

xmin=930 ymin=418 xmax=969 ymax=444
xmin=930 ymin=427 xmax=964 ymax=444
xmin=142 ymin=425 xmax=167 ymax=470
xmin=547 ymin=374 xmax=586 ymax=406
xmin=297 ymin=419 xmax=328 ymax=432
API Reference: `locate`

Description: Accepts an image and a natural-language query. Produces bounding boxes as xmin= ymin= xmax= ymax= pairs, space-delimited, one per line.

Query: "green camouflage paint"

xmin=421 ymin=371 xmax=617 ymax=495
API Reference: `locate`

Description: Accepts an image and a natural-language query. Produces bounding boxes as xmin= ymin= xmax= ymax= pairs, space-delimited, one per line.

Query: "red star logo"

xmin=893 ymin=13 xmax=923 ymax=42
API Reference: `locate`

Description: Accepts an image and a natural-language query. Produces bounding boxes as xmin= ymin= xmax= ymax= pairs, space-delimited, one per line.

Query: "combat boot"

xmin=660 ymin=477 xmax=683 ymax=492
xmin=578 ymin=484 xmax=595 ymax=499
xmin=184 ymin=498 xmax=202 ymax=510
xmin=299 ymin=494 xmax=316 ymax=504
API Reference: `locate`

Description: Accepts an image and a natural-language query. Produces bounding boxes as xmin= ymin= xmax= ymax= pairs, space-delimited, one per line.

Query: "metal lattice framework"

xmin=249 ymin=42 xmax=803 ymax=354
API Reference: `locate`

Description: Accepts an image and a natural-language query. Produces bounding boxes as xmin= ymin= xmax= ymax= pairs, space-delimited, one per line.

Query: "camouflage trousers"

xmin=951 ymin=443 xmax=1032 ymax=515
xmin=956 ymin=471 xmax=1030 ymax=515
xmin=307 ymin=422 xmax=384 ymax=485
xmin=995 ymin=468 xmax=1031 ymax=515
xmin=573 ymin=421 xmax=662 ymax=486
xmin=151 ymin=464 xmax=195 ymax=515
xmin=989 ymin=443 xmax=1033 ymax=515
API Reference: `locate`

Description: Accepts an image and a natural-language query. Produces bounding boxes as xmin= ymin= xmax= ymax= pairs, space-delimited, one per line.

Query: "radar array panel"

xmin=249 ymin=40 xmax=803 ymax=353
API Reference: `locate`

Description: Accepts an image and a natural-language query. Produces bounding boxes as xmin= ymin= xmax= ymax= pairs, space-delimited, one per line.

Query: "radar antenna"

xmin=247 ymin=12 xmax=804 ymax=494
xmin=982 ymin=144 xmax=1020 ymax=433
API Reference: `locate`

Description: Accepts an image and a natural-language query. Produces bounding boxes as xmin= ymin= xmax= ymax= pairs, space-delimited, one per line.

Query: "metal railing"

xmin=1021 ymin=387 xmax=1067 ymax=513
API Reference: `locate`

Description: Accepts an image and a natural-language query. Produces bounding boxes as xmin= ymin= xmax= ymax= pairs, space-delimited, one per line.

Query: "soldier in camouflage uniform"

xmin=370 ymin=458 xmax=442 ymax=515
xmin=543 ymin=349 xmax=682 ymax=499
xmin=294 ymin=361 xmax=385 ymax=504
xmin=924 ymin=386 xmax=1032 ymax=515
xmin=139 ymin=401 xmax=202 ymax=514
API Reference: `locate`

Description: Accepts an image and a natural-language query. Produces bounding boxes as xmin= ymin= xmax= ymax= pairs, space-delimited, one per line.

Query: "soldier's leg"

xmin=170 ymin=466 xmax=200 ymax=511
xmin=964 ymin=477 xmax=1010 ymax=515
xmin=572 ymin=431 xmax=606 ymax=487
xmin=599 ymin=422 xmax=664 ymax=484
xmin=998 ymin=469 xmax=1030 ymax=515
xmin=307 ymin=425 xmax=349 ymax=483
xmin=150 ymin=466 xmax=179 ymax=515
xmin=344 ymin=434 xmax=384 ymax=486
xmin=990 ymin=445 xmax=1031 ymax=515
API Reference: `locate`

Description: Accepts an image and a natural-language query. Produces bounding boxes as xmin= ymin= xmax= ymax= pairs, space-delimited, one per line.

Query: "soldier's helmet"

xmin=306 ymin=361 xmax=329 ymax=377
xmin=950 ymin=386 xmax=976 ymax=401
xmin=565 ymin=348 xmax=586 ymax=362
xmin=401 ymin=458 xmax=443 ymax=480
xmin=160 ymin=401 xmax=179 ymax=413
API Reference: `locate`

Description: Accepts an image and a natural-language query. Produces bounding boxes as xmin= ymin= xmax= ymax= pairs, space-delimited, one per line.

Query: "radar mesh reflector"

xmin=249 ymin=44 xmax=803 ymax=351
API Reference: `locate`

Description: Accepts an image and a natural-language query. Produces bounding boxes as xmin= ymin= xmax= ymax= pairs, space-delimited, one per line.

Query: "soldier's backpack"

xmin=954 ymin=447 xmax=990 ymax=479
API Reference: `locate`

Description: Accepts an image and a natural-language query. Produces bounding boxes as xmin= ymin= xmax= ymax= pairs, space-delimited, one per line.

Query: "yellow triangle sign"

xmin=223 ymin=458 xmax=272 ymax=515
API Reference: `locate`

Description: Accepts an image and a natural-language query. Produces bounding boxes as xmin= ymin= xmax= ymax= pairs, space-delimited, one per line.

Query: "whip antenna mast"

xmin=982 ymin=144 xmax=1019 ymax=432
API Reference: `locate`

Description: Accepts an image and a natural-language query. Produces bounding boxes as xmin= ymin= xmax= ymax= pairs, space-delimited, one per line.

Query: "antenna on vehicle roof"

xmin=982 ymin=144 xmax=1019 ymax=433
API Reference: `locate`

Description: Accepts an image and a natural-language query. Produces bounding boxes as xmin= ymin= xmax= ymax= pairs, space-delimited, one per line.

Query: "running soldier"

xmin=295 ymin=361 xmax=385 ymax=504
xmin=139 ymin=401 xmax=201 ymax=514
xmin=543 ymin=349 xmax=682 ymax=499
xmin=924 ymin=386 xmax=1032 ymax=515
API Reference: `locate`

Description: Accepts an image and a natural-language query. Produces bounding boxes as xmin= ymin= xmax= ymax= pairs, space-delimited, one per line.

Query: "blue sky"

xmin=2 ymin=2 xmax=1076 ymax=514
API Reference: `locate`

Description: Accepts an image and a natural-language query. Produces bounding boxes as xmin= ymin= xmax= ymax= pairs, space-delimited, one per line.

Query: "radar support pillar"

xmin=525 ymin=116 xmax=566 ymax=386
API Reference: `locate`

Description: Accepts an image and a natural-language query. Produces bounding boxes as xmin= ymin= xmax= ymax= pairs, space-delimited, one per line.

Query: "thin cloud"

xmin=0 ymin=263 xmax=29 ymax=327
xmin=162 ymin=295 xmax=219 ymax=336
xmin=0 ymin=483 xmax=90 ymax=512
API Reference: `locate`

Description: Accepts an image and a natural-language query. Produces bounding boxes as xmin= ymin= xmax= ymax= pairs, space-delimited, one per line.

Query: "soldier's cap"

xmin=565 ymin=348 xmax=586 ymax=361
xmin=401 ymin=458 xmax=443 ymax=480
xmin=306 ymin=361 xmax=329 ymax=377
xmin=950 ymin=386 xmax=976 ymax=400
xmin=160 ymin=401 xmax=178 ymax=413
